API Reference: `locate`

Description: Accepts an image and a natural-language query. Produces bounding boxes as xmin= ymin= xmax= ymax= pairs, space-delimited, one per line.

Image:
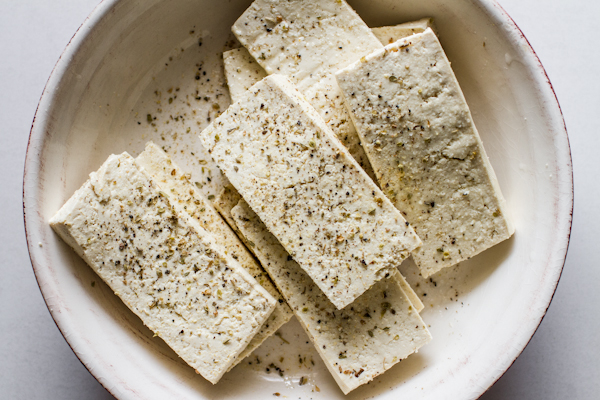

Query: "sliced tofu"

xmin=222 ymin=186 xmax=423 ymax=313
xmin=396 ymin=269 xmax=424 ymax=312
xmin=224 ymin=19 xmax=436 ymax=104
xmin=223 ymin=47 xmax=268 ymax=104
xmin=221 ymin=19 xmax=432 ymax=311
xmin=232 ymin=0 xmax=382 ymax=180
xmin=371 ymin=17 xmax=437 ymax=45
xmin=223 ymin=18 xmax=435 ymax=103
xmin=199 ymin=74 xmax=421 ymax=310
xmin=232 ymin=0 xmax=381 ymax=91
xmin=213 ymin=184 xmax=245 ymax=241
xmin=232 ymin=200 xmax=431 ymax=394
xmin=135 ymin=143 xmax=293 ymax=367
xmin=49 ymin=153 xmax=276 ymax=384
xmin=336 ymin=29 xmax=514 ymax=278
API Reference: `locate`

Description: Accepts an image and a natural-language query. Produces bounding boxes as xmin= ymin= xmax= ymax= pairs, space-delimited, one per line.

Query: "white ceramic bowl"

xmin=24 ymin=0 xmax=573 ymax=399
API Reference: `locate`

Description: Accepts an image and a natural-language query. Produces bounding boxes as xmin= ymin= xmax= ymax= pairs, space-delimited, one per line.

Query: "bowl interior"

xmin=24 ymin=0 xmax=572 ymax=399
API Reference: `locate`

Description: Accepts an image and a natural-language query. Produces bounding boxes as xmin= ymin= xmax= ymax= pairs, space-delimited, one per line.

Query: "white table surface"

xmin=1 ymin=0 xmax=597 ymax=398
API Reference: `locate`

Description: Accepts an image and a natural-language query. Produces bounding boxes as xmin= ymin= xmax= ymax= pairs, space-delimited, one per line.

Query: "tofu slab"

xmin=224 ymin=19 xmax=436 ymax=104
xmin=219 ymin=186 xmax=423 ymax=313
xmin=232 ymin=0 xmax=381 ymax=92
xmin=49 ymin=153 xmax=276 ymax=384
xmin=371 ymin=17 xmax=437 ymax=45
xmin=232 ymin=200 xmax=431 ymax=394
xmin=135 ymin=143 xmax=292 ymax=367
xmin=232 ymin=0 xmax=382 ymax=180
xmin=336 ymin=29 xmax=514 ymax=277
xmin=222 ymin=21 xmax=429 ymax=312
xmin=199 ymin=74 xmax=421 ymax=309
xmin=223 ymin=47 xmax=268 ymax=104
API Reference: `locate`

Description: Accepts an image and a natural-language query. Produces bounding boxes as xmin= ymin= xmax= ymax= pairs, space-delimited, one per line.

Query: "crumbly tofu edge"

xmin=213 ymin=184 xmax=255 ymax=255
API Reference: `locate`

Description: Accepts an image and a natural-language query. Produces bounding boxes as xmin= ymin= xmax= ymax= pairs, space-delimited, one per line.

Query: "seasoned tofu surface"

xmin=46 ymin=0 xmax=515 ymax=389
xmin=199 ymin=75 xmax=421 ymax=310
xmin=136 ymin=143 xmax=292 ymax=367
xmin=336 ymin=29 xmax=514 ymax=277
xmin=232 ymin=0 xmax=381 ymax=92
xmin=232 ymin=200 xmax=431 ymax=394
xmin=50 ymin=153 xmax=276 ymax=384
xmin=223 ymin=18 xmax=437 ymax=106
xmin=223 ymin=47 xmax=268 ymax=104
xmin=232 ymin=0 xmax=382 ymax=180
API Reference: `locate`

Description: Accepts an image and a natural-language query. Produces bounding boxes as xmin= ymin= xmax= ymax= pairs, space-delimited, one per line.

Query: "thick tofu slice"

xmin=224 ymin=19 xmax=436 ymax=104
xmin=232 ymin=200 xmax=431 ymax=394
xmin=223 ymin=47 xmax=268 ymax=104
xmin=222 ymin=20 xmax=429 ymax=311
xmin=232 ymin=0 xmax=381 ymax=92
xmin=336 ymin=29 xmax=514 ymax=278
xmin=199 ymin=75 xmax=421 ymax=310
xmin=217 ymin=183 xmax=423 ymax=313
xmin=49 ymin=153 xmax=276 ymax=384
xmin=135 ymin=143 xmax=293 ymax=367
xmin=232 ymin=0 xmax=382 ymax=180
xmin=371 ymin=17 xmax=437 ymax=45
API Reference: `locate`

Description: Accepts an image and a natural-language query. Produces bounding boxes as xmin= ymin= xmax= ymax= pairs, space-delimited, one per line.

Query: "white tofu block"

xmin=232 ymin=200 xmax=431 ymax=394
xmin=215 ymin=180 xmax=422 ymax=314
xmin=223 ymin=47 xmax=268 ymax=104
xmin=199 ymin=75 xmax=421 ymax=310
xmin=222 ymin=18 xmax=430 ymax=311
xmin=232 ymin=0 xmax=382 ymax=92
xmin=49 ymin=153 xmax=276 ymax=384
xmin=223 ymin=185 xmax=423 ymax=313
xmin=135 ymin=143 xmax=293 ymax=367
xmin=232 ymin=0 xmax=382 ymax=180
xmin=223 ymin=19 xmax=436 ymax=104
xmin=371 ymin=17 xmax=437 ymax=45
xmin=336 ymin=29 xmax=515 ymax=278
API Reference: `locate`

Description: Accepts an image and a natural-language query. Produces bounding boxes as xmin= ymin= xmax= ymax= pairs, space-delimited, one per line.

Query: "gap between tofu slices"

xmin=49 ymin=152 xmax=276 ymax=384
xmin=199 ymin=74 xmax=421 ymax=310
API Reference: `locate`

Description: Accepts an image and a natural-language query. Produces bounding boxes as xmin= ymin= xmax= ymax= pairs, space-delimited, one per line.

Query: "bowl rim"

xmin=23 ymin=0 xmax=573 ymax=398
